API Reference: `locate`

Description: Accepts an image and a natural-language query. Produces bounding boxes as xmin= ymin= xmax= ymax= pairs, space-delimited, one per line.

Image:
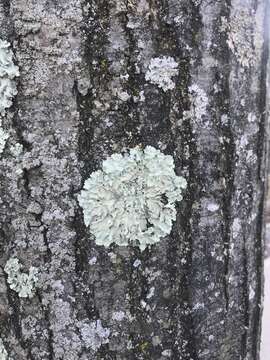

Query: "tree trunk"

xmin=0 ymin=0 xmax=269 ymax=359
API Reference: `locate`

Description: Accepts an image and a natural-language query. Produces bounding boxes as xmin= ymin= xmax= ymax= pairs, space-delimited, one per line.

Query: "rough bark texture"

xmin=0 ymin=0 xmax=269 ymax=359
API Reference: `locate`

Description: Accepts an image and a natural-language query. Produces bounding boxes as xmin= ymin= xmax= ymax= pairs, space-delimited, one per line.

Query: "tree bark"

xmin=0 ymin=0 xmax=269 ymax=359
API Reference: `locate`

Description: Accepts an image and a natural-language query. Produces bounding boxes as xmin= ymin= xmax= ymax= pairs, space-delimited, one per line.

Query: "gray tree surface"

xmin=0 ymin=0 xmax=269 ymax=359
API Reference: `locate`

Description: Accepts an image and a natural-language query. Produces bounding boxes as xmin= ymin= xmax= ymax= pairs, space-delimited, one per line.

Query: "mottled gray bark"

xmin=0 ymin=0 xmax=269 ymax=359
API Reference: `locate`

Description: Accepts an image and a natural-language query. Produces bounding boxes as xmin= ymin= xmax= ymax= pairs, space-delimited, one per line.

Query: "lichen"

xmin=4 ymin=258 xmax=38 ymax=298
xmin=79 ymin=319 xmax=110 ymax=351
xmin=187 ymin=84 xmax=208 ymax=123
xmin=0 ymin=338 xmax=8 ymax=360
xmin=10 ymin=143 xmax=23 ymax=157
xmin=112 ymin=311 xmax=126 ymax=321
xmin=145 ymin=56 xmax=178 ymax=92
xmin=0 ymin=127 xmax=9 ymax=155
xmin=0 ymin=39 xmax=19 ymax=115
xmin=226 ymin=10 xmax=255 ymax=68
xmin=78 ymin=146 xmax=187 ymax=251
xmin=162 ymin=349 xmax=172 ymax=357
xmin=0 ymin=39 xmax=19 ymax=155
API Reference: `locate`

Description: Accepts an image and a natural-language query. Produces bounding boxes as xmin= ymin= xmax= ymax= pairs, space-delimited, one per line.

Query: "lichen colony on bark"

xmin=0 ymin=0 xmax=268 ymax=359
xmin=78 ymin=146 xmax=187 ymax=250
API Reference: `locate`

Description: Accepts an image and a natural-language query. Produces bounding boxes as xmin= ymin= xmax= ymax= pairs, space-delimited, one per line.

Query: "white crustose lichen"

xmin=4 ymin=258 xmax=38 ymax=298
xmin=78 ymin=146 xmax=187 ymax=251
xmin=0 ymin=338 xmax=8 ymax=360
xmin=145 ymin=56 xmax=178 ymax=92
xmin=226 ymin=10 xmax=255 ymax=68
xmin=79 ymin=319 xmax=110 ymax=351
xmin=187 ymin=84 xmax=208 ymax=123
xmin=0 ymin=39 xmax=19 ymax=156
xmin=0 ymin=39 xmax=19 ymax=115
xmin=0 ymin=127 xmax=9 ymax=155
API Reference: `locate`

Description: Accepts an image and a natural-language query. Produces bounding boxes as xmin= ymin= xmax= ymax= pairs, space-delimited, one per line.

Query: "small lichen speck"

xmin=207 ymin=203 xmax=219 ymax=212
xmin=112 ymin=311 xmax=126 ymax=321
xmin=133 ymin=259 xmax=141 ymax=268
xmin=162 ymin=349 xmax=172 ymax=357
xmin=146 ymin=286 xmax=155 ymax=299
xmin=145 ymin=56 xmax=178 ymax=92
xmin=0 ymin=39 xmax=19 ymax=116
xmin=78 ymin=146 xmax=187 ymax=251
xmin=4 ymin=258 xmax=38 ymax=298
xmin=88 ymin=256 xmax=97 ymax=265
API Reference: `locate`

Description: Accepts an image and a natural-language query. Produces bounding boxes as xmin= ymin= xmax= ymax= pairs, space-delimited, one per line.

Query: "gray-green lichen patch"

xmin=145 ymin=56 xmax=178 ymax=92
xmin=0 ymin=338 xmax=8 ymax=360
xmin=0 ymin=39 xmax=19 ymax=115
xmin=78 ymin=146 xmax=187 ymax=251
xmin=4 ymin=258 xmax=38 ymax=298
xmin=79 ymin=319 xmax=110 ymax=351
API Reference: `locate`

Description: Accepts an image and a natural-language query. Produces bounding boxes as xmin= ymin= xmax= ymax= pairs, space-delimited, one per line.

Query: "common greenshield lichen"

xmin=4 ymin=258 xmax=38 ymax=298
xmin=0 ymin=39 xmax=19 ymax=115
xmin=78 ymin=146 xmax=187 ymax=251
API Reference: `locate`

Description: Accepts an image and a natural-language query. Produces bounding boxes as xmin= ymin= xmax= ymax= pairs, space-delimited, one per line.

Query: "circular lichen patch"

xmin=78 ymin=146 xmax=187 ymax=251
